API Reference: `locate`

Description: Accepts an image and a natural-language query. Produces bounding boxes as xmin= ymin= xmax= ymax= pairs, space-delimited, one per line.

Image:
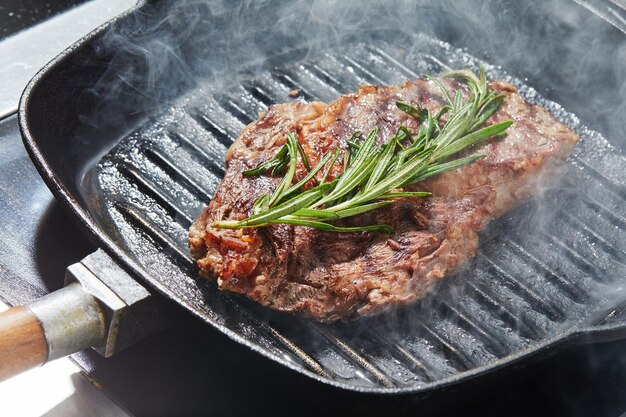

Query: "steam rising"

xmin=86 ymin=0 xmax=626 ymax=143
xmin=82 ymin=0 xmax=626 ymax=398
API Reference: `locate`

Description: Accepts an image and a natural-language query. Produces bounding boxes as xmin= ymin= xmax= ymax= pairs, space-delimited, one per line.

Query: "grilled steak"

xmin=189 ymin=77 xmax=579 ymax=322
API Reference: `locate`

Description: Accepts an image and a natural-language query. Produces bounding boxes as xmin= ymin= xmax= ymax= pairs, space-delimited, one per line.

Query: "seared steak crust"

xmin=189 ymin=78 xmax=579 ymax=321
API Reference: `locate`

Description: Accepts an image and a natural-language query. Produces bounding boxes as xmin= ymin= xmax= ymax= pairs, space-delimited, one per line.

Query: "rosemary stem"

xmin=211 ymin=220 xmax=244 ymax=229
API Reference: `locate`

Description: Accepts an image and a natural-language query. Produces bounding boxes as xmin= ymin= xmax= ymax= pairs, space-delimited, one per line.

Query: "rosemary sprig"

xmin=212 ymin=68 xmax=512 ymax=234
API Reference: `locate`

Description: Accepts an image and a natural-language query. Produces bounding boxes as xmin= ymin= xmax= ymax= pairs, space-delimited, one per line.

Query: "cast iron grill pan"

xmin=77 ymin=36 xmax=626 ymax=391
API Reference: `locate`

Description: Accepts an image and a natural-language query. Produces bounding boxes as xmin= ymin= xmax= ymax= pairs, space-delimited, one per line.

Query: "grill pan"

xmin=11 ymin=0 xmax=626 ymax=394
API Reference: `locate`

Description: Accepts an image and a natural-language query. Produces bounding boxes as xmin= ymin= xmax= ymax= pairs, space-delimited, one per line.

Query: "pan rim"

xmin=16 ymin=0 xmax=626 ymax=395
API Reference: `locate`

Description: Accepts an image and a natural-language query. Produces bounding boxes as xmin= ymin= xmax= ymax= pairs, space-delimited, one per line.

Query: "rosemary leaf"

xmin=379 ymin=192 xmax=432 ymax=199
xmin=268 ymin=218 xmax=395 ymax=234
xmin=242 ymin=145 xmax=288 ymax=176
xmin=396 ymin=102 xmax=428 ymax=121
xmin=333 ymin=200 xmax=394 ymax=219
xmin=408 ymin=154 xmax=485 ymax=184
xmin=434 ymin=120 xmax=512 ymax=160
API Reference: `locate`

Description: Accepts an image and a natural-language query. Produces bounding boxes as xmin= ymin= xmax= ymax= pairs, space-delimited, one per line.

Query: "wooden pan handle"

xmin=0 ymin=283 xmax=106 ymax=382
xmin=0 ymin=306 xmax=48 ymax=381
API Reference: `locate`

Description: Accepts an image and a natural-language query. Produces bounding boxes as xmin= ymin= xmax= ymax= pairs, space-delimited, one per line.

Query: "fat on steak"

xmin=188 ymin=78 xmax=579 ymax=322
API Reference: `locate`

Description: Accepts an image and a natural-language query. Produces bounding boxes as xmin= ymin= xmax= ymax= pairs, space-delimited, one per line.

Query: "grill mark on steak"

xmin=188 ymin=77 xmax=580 ymax=322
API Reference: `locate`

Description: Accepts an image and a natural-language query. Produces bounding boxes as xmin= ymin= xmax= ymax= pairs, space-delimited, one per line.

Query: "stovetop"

xmin=1 ymin=1 xmax=626 ymax=416
xmin=0 ymin=0 xmax=89 ymax=40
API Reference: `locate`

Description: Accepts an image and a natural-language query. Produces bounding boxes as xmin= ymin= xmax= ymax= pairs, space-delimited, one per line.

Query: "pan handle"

xmin=0 ymin=282 xmax=105 ymax=381
xmin=0 ymin=249 xmax=163 ymax=382
xmin=0 ymin=306 xmax=47 ymax=380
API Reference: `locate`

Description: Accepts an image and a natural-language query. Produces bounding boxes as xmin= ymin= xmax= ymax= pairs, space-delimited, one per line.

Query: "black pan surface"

xmin=18 ymin=0 xmax=626 ymax=394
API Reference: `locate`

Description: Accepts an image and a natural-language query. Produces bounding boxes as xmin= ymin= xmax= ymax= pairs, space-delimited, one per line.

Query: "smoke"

xmin=80 ymin=0 xmax=626 ymax=391
xmin=84 ymin=0 xmax=626 ymax=144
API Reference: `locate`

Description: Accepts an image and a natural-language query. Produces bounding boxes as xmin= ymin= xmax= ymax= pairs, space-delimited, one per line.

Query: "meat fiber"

xmin=189 ymin=77 xmax=579 ymax=322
